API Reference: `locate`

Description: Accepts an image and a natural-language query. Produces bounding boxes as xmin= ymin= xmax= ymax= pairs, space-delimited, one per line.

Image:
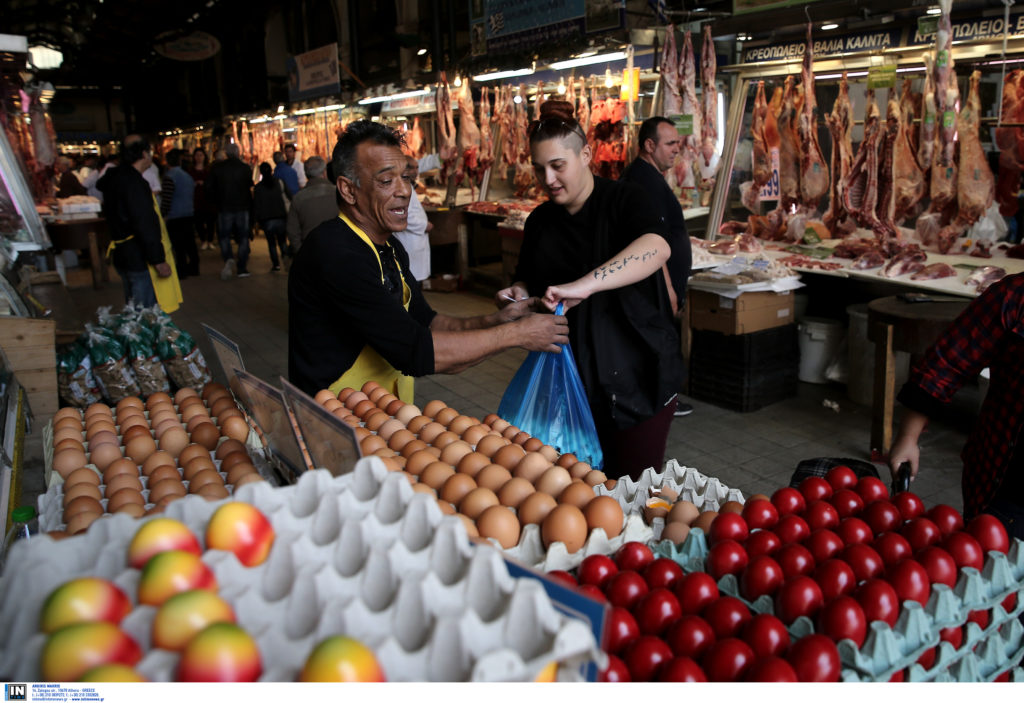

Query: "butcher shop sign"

xmin=470 ymin=0 xmax=624 ymax=56
xmin=743 ymin=29 xmax=901 ymax=63
xmin=287 ymin=43 xmax=341 ymax=103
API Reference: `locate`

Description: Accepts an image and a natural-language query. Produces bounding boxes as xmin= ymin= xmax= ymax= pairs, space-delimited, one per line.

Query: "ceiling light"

xmin=29 ymin=45 xmax=63 ymax=70
xmin=277 ymin=105 xmax=284 ymax=113
xmin=604 ymin=69 xmax=614 ymax=89
xmin=293 ymin=108 xmax=316 ymax=115
xmin=821 ymin=23 xmax=839 ymax=31
xmin=473 ymin=67 xmax=535 ymax=81
xmin=357 ymin=88 xmax=432 ymax=105
xmin=926 ymin=7 xmax=942 ymax=14
xmin=417 ymin=48 xmax=427 ymax=56
xmin=550 ymin=50 xmax=627 ymax=70
xmin=453 ymin=75 xmax=462 ymax=87
xmin=315 ymin=104 xmax=345 ymax=112
xmin=557 ymin=78 xmax=566 ymax=95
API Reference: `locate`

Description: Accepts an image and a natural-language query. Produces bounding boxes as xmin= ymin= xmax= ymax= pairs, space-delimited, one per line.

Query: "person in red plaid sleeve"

xmin=889 ymin=272 xmax=1024 ymax=540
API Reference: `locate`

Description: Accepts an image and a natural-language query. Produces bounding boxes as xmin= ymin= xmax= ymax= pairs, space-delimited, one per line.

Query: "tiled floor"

xmin=19 ymin=236 xmax=974 ymax=513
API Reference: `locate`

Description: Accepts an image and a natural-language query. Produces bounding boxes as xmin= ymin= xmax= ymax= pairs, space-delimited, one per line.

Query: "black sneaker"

xmin=674 ymin=403 xmax=694 ymax=417
xmin=271 ymin=265 xmax=281 ymax=272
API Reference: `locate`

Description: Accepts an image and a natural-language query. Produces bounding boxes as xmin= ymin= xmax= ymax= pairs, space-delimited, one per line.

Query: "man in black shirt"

xmin=621 ymin=116 xmax=694 ymax=417
xmin=288 ymin=121 xmax=568 ymax=398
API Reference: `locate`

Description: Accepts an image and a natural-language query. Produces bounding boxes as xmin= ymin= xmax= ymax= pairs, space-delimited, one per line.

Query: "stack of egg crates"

xmin=0 ymin=458 xmax=600 ymax=682
xmin=653 ymin=519 xmax=1024 ymax=682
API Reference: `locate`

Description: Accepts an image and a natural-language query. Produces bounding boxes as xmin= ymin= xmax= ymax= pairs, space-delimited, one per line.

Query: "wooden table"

xmin=867 ymin=295 xmax=970 ymax=458
xmin=45 ymin=217 xmax=110 ymax=289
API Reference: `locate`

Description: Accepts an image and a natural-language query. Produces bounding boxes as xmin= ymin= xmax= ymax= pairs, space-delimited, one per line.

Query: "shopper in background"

xmin=252 ymin=162 xmax=289 ymax=273
xmin=207 ymin=143 xmax=254 ymax=279
xmin=82 ymin=156 xmax=116 ymax=202
xmin=889 ymin=272 xmax=1024 ymax=539
xmin=159 ymin=149 xmax=199 ymax=278
xmin=273 ymin=151 xmax=300 ymax=197
xmin=621 ymin=115 xmax=695 ymax=418
xmin=496 ymin=100 xmax=682 ymax=481
xmin=97 ymin=135 xmax=174 ymax=308
xmin=288 ymin=120 xmax=567 ymax=399
xmin=391 ymin=156 xmax=431 ymax=282
xmin=142 ymin=152 xmax=162 ymax=194
xmin=55 ymin=156 xmax=86 ymax=198
xmin=188 ymin=148 xmax=217 ymax=251
xmin=284 ymin=143 xmax=308 ymax=189
xmin=285 ymin=156 xmax=338 ymax=253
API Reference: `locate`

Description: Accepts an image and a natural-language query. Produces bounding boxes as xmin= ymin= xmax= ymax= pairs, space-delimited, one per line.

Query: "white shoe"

xmin=220 ymin=260 xmax=236 ymax=280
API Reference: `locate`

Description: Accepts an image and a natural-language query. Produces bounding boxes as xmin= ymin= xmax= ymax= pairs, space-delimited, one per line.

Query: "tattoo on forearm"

xmin=592 ymin=249 xmax=659 ymax=280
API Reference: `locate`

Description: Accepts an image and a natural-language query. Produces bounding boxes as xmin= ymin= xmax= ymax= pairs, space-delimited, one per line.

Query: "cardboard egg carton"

xmin=595 ymin=459 xmax=746 ymax=514
xmin=1 ymin=458 xmax=600 ymax=682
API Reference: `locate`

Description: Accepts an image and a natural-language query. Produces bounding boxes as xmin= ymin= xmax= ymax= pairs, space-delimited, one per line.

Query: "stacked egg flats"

xmin=312 ymin=382 xmax=627 ymax=555
xmin=49 ymin=383 xmax=266 ymax=537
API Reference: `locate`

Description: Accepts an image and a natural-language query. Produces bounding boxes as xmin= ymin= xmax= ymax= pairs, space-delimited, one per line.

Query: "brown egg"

xmin=439 ymin=440 xmax=472 ymax=466
xmin=555 ymin=453 xmax=578 ymax=469
xmin=218 ymin=450 xmax=251 ymax=473
xmin=362 ymin=410 xmax=388 ymax=432
xmin=398 ymin=439 xmax=428 ymax=459
xmin=411 ymin=482 xmax=436 ymax=497
xmin=149 ymin=409 xmax=179 ymax=430
xmin=214 ymin=439 xmax=247 ymax=461
xmin=180 ymin=403 xmax=208 ymax=424
xmin=559 ymin=481 xmax=597 ymax=510
xmin=384 ymin=399 xmax=405 ymax=417
xmin=520 ymin=436 xmax=542 ymax=453
xmin=359 ymin=435 xmax=387 ymax=455
xmin=475 ymin=464 xmax=512 ymax=493
xmin=661 ymin=521 xmax=691 ymax=545
xmin=511 ymin=431 xmax=530 ymax=446
xmin=83 ymin=403 xmax=112 ymax=420
xmin=105 ymin=472 xmax=143 ymax=496
xmin=145 ymin=391 xmax=173 ymax=410
xmin=422 ymin=399 xmax=447 ymax=418
xmin=121 ymin=424 xmax=152 ymax=443
xmin=87 ymin=430 xmax=120 ymax=450
xmin=431 ymin=430 xmax=460 ymax=449
xmin=64 ymin=495 xmax=103 ymax=520
xmin=54 ymin=415 xmax=83 ymax=433
xmin=54 ymin=425 xmax=86 ymax=445
xmin=367 ymin=387 xmax=388 ymax=404
xmin=342 ymin=390 xmax=368 ymax=411
xmin=112 ymin=502 xmax=147 ymax=518
xmin=125 ymin=435 xmax=158 ymax=464
xmin=201 ymin=382 xmax=229 ymax=402
xmin=518 ymin=491 xmax=558 ymax=526
xmin=375 ymin=418 xmax=405 ymax=441
xmin=440 ymin=473 xmax=477 ymax=505
xmin=220 ymin=416 xmax=249 ymax=443
xmin=394 ymin=404 xmax=421 ymax=425
xmin=314 ymin=389 xmax=337 ymax=406
xmin=118 ymin=414 xmax=149 ymax=432
xmin=185 ymin=412 xmax=213 ymax=433
xmin=457 ymin=514 xmax=479 ymax=538
xmin=513 ymin=452 xmax=550 ymax=483
xmin=535 ymin=467 xmax=573 ymax=496
xmin=380 ymin=455 xmax=405 ymax=472
xmin=174 ymin=387 xmax=199 ymax=404
xmin=456 ymin=452 xmax=490 ymax=478
xmin=459 ymin=487 xmax=500 ymax=519
xmin=183 ymin=455 xmax=217 ymax=480
xmin=353 ymin=427 xmax=371 ymax=442
xmin=226 ymin=462 xmax=257 ymax=485
xmin=188 ymin=469 xmax=223 ymax=493
xmin=456 ymin=424 xmax=486 ymax=446
xmin=107 ymin=487 xmax=145 ymax=512
xmin=691 ymin=510 xmax=719 ymax=533
xmin=54 ymin=437 xmax=86 ymax=454
xmin=472 ymin=434 xmax=505 ymax=459
xmin=62 ymin=481 xmax=103 ymax=507
xmin=53 ymin=447 xmax=89 ymax=478
xmin=501 ymin=425 xmax=521 ymax=440
xmin=419 ymin=462 xmax=455 ymax=490
xmin=541 ymin=504 xmax=588 ymax=552
xmin=414 ymin=422 xmax=443 ymax=445
xmin=190 ymin=422 xmax=220 ymax=451
xmin=538 ymin=446 xmax=560 ymax=464
xmin=340 ymin=414 xmax=362 ymax=429
xmin=583 ymin=470 xmax=608 ymax=487
xmin=351 ymin=399 xmax=376 ymax=419
xmin=232 ymin=472 xmax=264 ymax=489
xmin=66 ymin=466 xmax=102 ymax=488
xmin=720 ymin=500 xmax=744 ymax=515
xmin=54 ymin=407 xmax=83 ymax=424
xmin=178 ymin=443 xmax=210 ymax=469
xmin=492 ymin=444 xmax=527 ymax=471
xmin=434 ymin=407 xmax=459 ymax=428
xmin=357 ymin=382 xmax=377 ymax=395
xmin=644 ymin=497 xmax=671 ymax=523
xmin=436 ymin=499 xmax=456 ymax=516
xmin=386 ymin=429 xmax=416 ymax=452
xmin=141 ymin=450 xmax=175 ymax=476
xmin=88 ymin=442 xmax=122 ymax=472
xmin=476 ymin=505 xmax=521 ymax=548
xmin=584 ymin=495 xmax=624 ymax=538
xmin=147 ymin=464 xmax=183 ymax=486
xmin=65 ymin=510 xmax=101 ymax=535
xmin=197 ymin=483 xmax=231 ymax=500
xmin=159 ymin=428 xmax=189 ymax=458
xmin=149 ymin=478 xmax=187 ymax=503
xmin=405 ymin=415 xmax=431 ymax=434
xmin=667 ymin=500 xmax=700 ymax=526
xmin=490 ymin=417 xmax=510 ymax=434
xmin=85 ymin=421 xmax=117 ymax=442
xmin=404 ymin=450 xmax=437 ymax=476
xmin=498 ymin=477 xmax=536 ymax=508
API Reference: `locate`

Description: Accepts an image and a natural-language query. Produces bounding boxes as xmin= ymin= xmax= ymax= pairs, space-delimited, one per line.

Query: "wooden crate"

xmin=0 ymin=316 xmax=58 ymax=419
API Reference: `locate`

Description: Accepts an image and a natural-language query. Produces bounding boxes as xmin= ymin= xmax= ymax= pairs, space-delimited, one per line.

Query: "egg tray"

xmin=595 ymin=459 xmax=746 ymax=517
xmin=0 ymin=458 xmax=601 ymax=682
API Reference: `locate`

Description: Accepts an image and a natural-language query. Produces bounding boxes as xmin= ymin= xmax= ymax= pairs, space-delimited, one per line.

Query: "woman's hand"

xmin=542 ymin=280 xmax=591 ymax=311
xmin=888 ymin=433 xmax=921 ymax=482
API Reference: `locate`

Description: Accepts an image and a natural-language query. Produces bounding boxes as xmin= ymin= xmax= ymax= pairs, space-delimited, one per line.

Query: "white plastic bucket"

xmin=846 ymin=304 xmax=911 ymax=406
xmin=798 ymin=317 xmax=844 ymax=384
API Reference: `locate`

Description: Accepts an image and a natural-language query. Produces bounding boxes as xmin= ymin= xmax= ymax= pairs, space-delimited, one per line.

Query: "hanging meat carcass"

xmin=824 ymin=73 xmax=855 ymax=236
xmin=456 ymin=79 xmax=482 ymax=196
xmin=435 ymin=73 xmax=457 ymax=184
xmin=893 ymin=79 xmax=928 ymax=221
xmin=955 ymin=70 xmax=995 ymax=225
xmin=777 ymin=76 xmax=800 ymax=211
xmin=918 ymin=54 xmax=938 ymax=173
xmin=406 ymin=116 xmax=425 ymax=159
xmin=672 ymin=29 xmax=701 ymax=195
xmin=698 ymin=24 xmax=720 ymax=205
xmin=576 ymin=79 xmax=591 ymax=134
xmin=842 ymin=90 xmax=882 ymax=231
xmin=740 ymin=81 xmax=770 ymax=213
xmin=513 ymin=84 xmax=535 ymax=198
xmin=798 ymin=23 xmax=829 ymax=210
xmin=533 ymin=81 xmax=546 ymax=121
xmin=995 ymin=69 xmax=1024 ymax=216
xmin=477 ymin=86 xmax=494 ymax=183
xmin=930 ymin=0 xmax=959 ymax=213
xmin=874 ymin=93 xmax=900 ymax=239
xmin=661 ymin=25 xmax=682 ymax=116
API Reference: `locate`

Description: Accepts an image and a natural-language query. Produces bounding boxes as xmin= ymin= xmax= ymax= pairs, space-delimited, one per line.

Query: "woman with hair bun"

xmin=496 ymin=100 xmax=684 ymax=480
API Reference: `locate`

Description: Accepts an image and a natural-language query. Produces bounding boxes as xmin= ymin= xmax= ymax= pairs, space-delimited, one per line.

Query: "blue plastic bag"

xmin=497 ymin=304 xmax=604 ymax=470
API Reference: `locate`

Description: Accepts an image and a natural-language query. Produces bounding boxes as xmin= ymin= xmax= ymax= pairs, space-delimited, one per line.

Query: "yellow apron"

xmin=104 ymin=195 xmax=183 ymax=314
xmin=327 ymin=214 xmax=416 ymax=403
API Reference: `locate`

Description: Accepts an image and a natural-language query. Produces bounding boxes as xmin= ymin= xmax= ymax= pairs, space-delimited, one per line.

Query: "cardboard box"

xmin=688 ymin=289 xmax=794 ymax=335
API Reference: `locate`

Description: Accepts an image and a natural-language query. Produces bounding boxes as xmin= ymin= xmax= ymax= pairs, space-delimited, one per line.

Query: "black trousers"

xmin=167 ymin=216 xmax=200 ymax=277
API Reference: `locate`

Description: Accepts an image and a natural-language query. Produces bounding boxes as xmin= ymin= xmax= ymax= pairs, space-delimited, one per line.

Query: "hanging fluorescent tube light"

xmin=821 ymin=23 xmax=839 ymax=31
xmin=358 ymin=88 xmax=432 ymax=105
xmin=549 ymin=51 xmax=627 ymax=70
xmin=315 ymin=104 xmax=345 ymax=112
xmin=473 ymin=67 xmax=535 ymax=81
xmin=293 ymin=108 xmax=317 ymax=115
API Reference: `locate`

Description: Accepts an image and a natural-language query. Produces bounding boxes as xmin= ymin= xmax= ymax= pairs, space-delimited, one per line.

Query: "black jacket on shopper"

xmin=207 ymin=157 xmax=253 ymax=213
xmin=97 ymin=165 xmax=165 ymax=273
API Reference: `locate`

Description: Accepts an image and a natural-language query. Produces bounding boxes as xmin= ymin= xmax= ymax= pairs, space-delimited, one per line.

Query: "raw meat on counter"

xmin=831 ymin=234 xmax=879 ymax=259
xmin=798 ymin=23 xmax=829 ymax=210
xmin=965 ymin=265 xmax=1006 ymax=292
xmin=851 ymin=248 xmax=887 ymax=270
xmin=910 ymin=262 xmax=957 ymax=280
xmin=777 ymin=255 xmax=843 ymax=271
xmin=881 ymin=246 xmax=927 ymax=278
